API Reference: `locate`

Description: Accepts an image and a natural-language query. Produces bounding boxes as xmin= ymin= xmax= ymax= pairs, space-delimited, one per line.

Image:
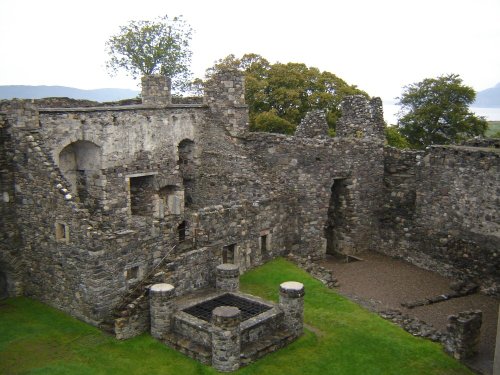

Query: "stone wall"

xmin=379 ymin=147 xmax=424 ymax=253
xmin=379 ymin=145 xmax=500 ymax=294
xmin=0 ymin=111 xmax=23 ymax=297
xmin=244 ymin=128 xmax=384 ymax=258
xmin=3 ymin=67 xmax=496 ymax=340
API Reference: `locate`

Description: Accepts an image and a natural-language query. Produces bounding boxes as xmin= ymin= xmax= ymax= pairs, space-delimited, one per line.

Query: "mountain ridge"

xmin=1 ymin=82 xmax=498 ymax=107
xmin=474 ymin=83 xmax=500 ymax=108
xmin=0 ymin=85 xmax=139 ymax=102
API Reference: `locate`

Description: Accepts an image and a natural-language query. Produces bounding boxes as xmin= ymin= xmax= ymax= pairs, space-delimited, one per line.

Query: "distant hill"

xmin=0 ymin=85 xmax=139 ymax=102
xmin=474 ymin=83 xmax=500 ymax=108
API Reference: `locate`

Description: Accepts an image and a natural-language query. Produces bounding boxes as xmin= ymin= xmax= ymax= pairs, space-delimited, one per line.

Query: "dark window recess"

xmin=126 ymin=266 xmax=139 ymax=280
xmin=178 ymin=139 xmax=195 ymax=208
xmin=222 ymin=243 xmax=236 ymax=264
xmin=178 ymin=221 xmax=186 ymax=242
xmin=55 ymin=222 xmax=68 ymax=242
xmin=260 ymin=235 xmax=268 ymax=253
xmin=129 ymin=175 xmax=155 ymax=216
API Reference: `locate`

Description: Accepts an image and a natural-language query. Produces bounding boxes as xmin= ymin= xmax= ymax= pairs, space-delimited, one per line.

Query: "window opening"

xmin=222 ymin=243 xmax=236 ymax=264
xmin=260 ymin=234 xmax=268 ymax=253
xmin=178 ymin=221 xmax=187 ymax=242
xmin=55 ymin=222 xmax=69 ymax=243
xmin=129 ymin=175 xmax=155 ymax=216
xmin=126 ymin=266 xmax=139 ymax=281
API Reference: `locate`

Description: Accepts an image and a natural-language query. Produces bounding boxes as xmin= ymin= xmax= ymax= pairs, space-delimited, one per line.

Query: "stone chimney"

xmin=141 ymin=75 xmax=171 ymax=106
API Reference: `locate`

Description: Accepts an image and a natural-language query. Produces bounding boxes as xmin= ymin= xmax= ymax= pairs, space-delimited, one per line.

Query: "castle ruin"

xmin=0 ymin=70 xmax=498 ymax=341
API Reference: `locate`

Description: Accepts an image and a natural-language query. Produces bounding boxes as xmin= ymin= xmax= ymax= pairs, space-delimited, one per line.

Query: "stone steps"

xmin=240 ymin=329 xmax=296 ymax=367
xmin=163 ymin=331 xmax=212 ymax=365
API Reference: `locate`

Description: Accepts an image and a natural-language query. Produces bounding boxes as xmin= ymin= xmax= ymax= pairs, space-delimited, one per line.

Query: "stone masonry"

xmin=211 ymin=306 xmax=241 ymax=372
xmin=0 ymin=67 xmax=498 ymax=339
xmin=279 ymin=281 xmax=305 ymax=337
xmin=444 ymin=310 xmax=483 ymax=360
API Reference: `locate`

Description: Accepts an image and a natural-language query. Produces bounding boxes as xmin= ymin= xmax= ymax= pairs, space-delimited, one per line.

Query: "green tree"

xmin=106 ymin=15 xmax=193 ymax=92
xmin=252 ymin=110 xmax=296 ymax=134
xmin=397 ymin=74 xmax=487 ymax=148
xmin=207 ymin=54 xmax=367 ymax=134
xmin=385 ymin=126 xmax=410 ymax=149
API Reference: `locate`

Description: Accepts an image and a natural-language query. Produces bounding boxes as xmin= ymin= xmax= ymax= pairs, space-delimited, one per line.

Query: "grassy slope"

xmin=486 ymin=121 xmax=500 ymax=137
xmin=0 ymin=258 xmax=473 ymax=375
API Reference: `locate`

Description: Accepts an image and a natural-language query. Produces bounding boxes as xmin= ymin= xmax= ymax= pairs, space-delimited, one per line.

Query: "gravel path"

xmin=318 ymin=252 xmax=499 ymax=375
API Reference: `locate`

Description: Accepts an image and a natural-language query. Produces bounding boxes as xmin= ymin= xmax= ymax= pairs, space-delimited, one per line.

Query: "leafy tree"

xmin=385 ymin=126 xmax=410 ymax=149
xmin=207 ymin=54 xmax=367 ymax=134
xmin=397 ymin=74 xmax=487 ymax=148
xmin=251 ymin=110 xmax=296 ymax=134
xmin=106 ymin=15 xmax=193 ymax=92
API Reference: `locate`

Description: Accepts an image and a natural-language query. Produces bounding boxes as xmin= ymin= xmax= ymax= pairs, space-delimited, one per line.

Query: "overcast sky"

xmin=1 ymin=0 xmax=499 ymax=106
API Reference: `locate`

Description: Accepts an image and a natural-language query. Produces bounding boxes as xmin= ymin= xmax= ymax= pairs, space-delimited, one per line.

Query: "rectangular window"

xmin=222 ymin=243 xmax=236 ymax=264
xmin=129 ymin=174 xmax=156 ymax=216
xmin=126 ymin=266 xmax=139 ymax=281
xmin=260 ymin=234 xmax=268 ymax=253
xmin=55 ymin=222 xmax=69 ymax=243
xmin=260 ymin=229 xmax=271 ymax=255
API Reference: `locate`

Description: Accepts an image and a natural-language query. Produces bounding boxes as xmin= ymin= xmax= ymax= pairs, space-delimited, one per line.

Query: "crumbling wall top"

xmin=203 ymin=70 xmax=246 ymax=107
xmin=336 ymin=95 xmax=384 ymax=140
xmin=294 ymin=110 xmax=329 ymax=138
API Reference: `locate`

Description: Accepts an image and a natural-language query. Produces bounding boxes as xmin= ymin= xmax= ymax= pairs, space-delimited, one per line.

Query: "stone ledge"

xmin=163 ymin=331 xmax=212 ymax=365
xmin=240 ymin=329 xmax=295 ymax=366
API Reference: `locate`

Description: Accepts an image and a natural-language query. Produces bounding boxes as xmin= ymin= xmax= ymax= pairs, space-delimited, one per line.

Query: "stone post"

xmin=444 ymin=310 xmax=482 ymax=360
xmin=141 ymin=75 xmax=171 ymax=106
xmin=279 ymin=281 xmax=305 ymax=337
xmin=149 ymin=283 xmax=175 ymax=339
xmin=216 ymin=263 xmax=240 ymax=292
xmin=211 ymin=306 xmax=241 ymax=372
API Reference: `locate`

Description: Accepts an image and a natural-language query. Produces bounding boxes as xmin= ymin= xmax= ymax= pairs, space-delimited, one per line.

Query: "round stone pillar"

xmin=211 ymin=306 xmax=241 ymax=372
xmin=216 ymin=264 xmax=240 ymax=292
xmin=279 ymin=281 xmax=305 ymax=337
xmin=149 ymin=283 xmax=175 ymax=339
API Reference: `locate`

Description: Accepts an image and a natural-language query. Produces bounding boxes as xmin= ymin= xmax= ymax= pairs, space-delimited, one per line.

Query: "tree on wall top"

xmin=206 ymin=53 xmax=368 ymax=135
xmin=396 ymin=74 xmax=487 ymax=148
xmin=105 ymin=15 xmax=193 ymax=93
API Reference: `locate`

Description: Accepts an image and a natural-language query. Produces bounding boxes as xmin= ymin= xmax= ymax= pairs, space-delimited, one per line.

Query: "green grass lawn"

xmin=0 ymin=258 xmax=473 ymax=374
xmin=486 ymin=121 xmax=500 ymax=137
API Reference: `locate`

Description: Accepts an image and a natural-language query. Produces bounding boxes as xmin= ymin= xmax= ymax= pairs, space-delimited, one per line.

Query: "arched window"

xmin=59 ymin=141 xmax=101 ymax=205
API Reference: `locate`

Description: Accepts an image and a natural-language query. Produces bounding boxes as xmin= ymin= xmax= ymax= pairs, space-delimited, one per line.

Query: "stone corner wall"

xmin=294 ymin=110 xmax=329 ymax=138
xmin=141 ymin=75 xmax=172 ymax=106
xmin=379 ymin=144 xmax=500 ymax=294
xmin=336 ymin=95 xmax=384 ymax=140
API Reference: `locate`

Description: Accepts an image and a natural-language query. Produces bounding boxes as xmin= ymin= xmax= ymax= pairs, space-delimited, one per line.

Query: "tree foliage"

xmin=397 ymin=74 xmax=487 ymax=148
xmin=106 ymin=15 xmax=193 ymax=92
xmin=385 ymin=126 xmax=410 ymax=149
xmin=207 ymin=54 xmax=367 ymax=134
